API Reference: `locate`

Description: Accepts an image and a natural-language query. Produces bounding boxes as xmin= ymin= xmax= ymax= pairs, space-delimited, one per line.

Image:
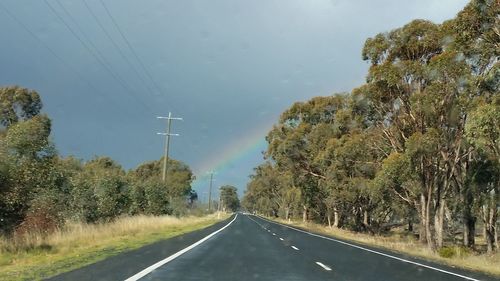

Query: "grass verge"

xmin=0 ymin=213 xmax=230 ymax=281
xmin=268 ymin=217 xmax=500 ymax=277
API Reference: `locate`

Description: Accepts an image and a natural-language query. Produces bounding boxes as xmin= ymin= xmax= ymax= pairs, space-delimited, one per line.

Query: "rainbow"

xmin=191 ymin=123 xmax=271 ymax=192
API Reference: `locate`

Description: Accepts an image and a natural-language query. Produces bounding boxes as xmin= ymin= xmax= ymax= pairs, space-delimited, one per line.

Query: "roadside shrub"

xmin=145 ymin=180 xmax=170 ymax=215
xmin=438 ymin=247 xmax=455 ymax=258
xmin=170 ymin=197 xmax=188 ymax=217
xmin=14 ymin=189 xmax=64 ymax=237
xmin=438 ymin=246 xmax=471 ymax=258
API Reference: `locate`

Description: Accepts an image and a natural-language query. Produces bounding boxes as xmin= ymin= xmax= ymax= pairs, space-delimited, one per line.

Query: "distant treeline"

xmin=242 ymin=0 xmax=499 ymax=252
xmin=0 ymin=86 xmax=198 ymax=235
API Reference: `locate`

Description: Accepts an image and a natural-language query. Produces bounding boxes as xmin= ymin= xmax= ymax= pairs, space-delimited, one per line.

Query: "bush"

xmin=438 ymin=247 xmax=455 ymax=258
xmin=170 ymin=197 xmax=189 ymax=217
xmin=94 ymin=176 xmax=129 ymax=221
xmin=14 ymin=189 xmax=64 ymax=237
xmin=145 ymin=180 xmax=170 ymax=215
xmin=438 ymin=246 xmax=471 ymax=258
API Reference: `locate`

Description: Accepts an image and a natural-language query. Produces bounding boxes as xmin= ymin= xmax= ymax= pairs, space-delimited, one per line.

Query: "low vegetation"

xmin=271 ymin=217 xmax=500 ymax=277
xmin=0 ymin=213 xmax=230 ymax=281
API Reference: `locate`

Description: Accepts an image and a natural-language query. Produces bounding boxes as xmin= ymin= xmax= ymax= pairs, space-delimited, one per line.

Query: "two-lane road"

xmin=50 ymin=213 xmax=497 ymax=281
xmin=126 ymin=214 xmax=495 ymax=281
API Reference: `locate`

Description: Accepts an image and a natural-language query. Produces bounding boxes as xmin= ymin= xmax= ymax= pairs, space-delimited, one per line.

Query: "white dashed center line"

xmin=279 ymin=237 xmax=284 ymax=241
xmin=272 ymin=233 xmax=276 ymax=236
xmin=291 ymin=246 xmax=299 ymax=250
xmin=315 ymin=262 xmax=332 ymax=271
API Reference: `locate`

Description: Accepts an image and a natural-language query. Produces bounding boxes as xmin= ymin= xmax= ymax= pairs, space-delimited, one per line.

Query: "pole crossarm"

xmin=156 ymin=132 xmax=179 ymax=136
xmin=157 ymin=116 xmax=183 ymax=120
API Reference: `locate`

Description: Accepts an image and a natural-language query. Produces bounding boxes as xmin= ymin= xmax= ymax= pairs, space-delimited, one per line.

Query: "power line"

xmin=0 ymin=2 xmax=101 ymax=97
xmin=44 ymin=0 xmax=127 ymax=91
xmin=54 ymin=0 xmax=134 ymax=93
xmin=82 ymin=0 xmax=155 ymax=96
xmin=99 ymin=0 xmax=164 ymax=95
xmin=0 ymin=2 xmax=146 ymax=121
xmin=43 ymin=0 xmax=149 ymax=110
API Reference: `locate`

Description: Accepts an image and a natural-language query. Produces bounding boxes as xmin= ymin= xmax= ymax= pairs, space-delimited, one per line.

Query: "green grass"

xmin=269 ymin=217 xmax=500 ymax=277
xmin=0 ymin=213 xmax=230 ymax=281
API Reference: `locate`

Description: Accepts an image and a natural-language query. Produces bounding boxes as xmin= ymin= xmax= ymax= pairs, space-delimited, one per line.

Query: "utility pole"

xmin=217 ymin=188 xmax=223 ymax=219
xmin=208 ymin=172 xmax=214 ymax=212
xmin=157 ymin=112 xmax=182 ymax=183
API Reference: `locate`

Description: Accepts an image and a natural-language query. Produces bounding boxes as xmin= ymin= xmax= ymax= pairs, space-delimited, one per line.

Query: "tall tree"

xmin=220 ymin=185 xmax=240 ymax=212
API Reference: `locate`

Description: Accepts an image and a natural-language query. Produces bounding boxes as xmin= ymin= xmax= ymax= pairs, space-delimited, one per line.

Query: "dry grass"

xmin=272 ymin=217 xmax=500 ymax=277
xmin=0 ymin=213 xmax=230 ymax=281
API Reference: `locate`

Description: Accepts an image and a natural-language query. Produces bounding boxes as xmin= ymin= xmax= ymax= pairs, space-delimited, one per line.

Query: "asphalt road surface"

xmin=49 ymin=213 xmax=499 ymax=281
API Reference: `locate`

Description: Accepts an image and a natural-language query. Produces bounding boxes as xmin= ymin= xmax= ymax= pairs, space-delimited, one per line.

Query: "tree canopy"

xmin=243 ymin=0 xmax=499 ymax=252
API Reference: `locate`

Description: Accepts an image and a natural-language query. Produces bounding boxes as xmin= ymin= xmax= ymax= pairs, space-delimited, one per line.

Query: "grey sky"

xmin=0 ymin=0 xmax=468 ymax=197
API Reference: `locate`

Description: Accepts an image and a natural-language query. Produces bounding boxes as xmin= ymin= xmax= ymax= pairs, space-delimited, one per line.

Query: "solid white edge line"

xmin=315 ymin=261 xmax=332 ymax=271
xmin=291 ymin=246 xmax=299 ymax=250
xmin=124 ymin=214 xmax=238 ymax=281
xmin=253 ymin=215 xmax=481 ymax=281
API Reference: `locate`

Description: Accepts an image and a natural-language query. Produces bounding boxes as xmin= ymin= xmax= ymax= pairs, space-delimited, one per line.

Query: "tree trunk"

xmin=485 ymin=205 xmax=497 ymax=253
xmin=482 ymin=205 xmax=492 ymax=253
xmin=486 ymin=228 xmax=495 ymax=253
xmin=327 ymin=212 xmax=332 ymax=228
xmin=333 ymin=208 xmax=340 ymax=228
xmin=434 ymin=199 xmax=445 ymax=248
xmin=462 ymin=183 xmax=476 ymax=247
xmin=285 ymin=208 xmax=290 ymax=221
xmin=463 ymin=215 xmax=476 ymax=248
xmin=408 ymin=218 xmax=413 ymax=232
xmin=419 ymin=195 xmax=427 ymax=244
xmin=483 ymin=221 xmax=488 ymax=243
xmin=423 ymin=192 xmax=435 ymax=250
xmin=495 ymin=222 xmax=498 ymax=250
xmin=483 ymin=186 xmax=498 ymax=253
xmin=302 ymin=205 xmax=307 ymax=222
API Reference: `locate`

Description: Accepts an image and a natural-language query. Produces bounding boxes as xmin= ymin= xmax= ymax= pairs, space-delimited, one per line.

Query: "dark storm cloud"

xmin=0 ymin=0 xmax=468 ymax=195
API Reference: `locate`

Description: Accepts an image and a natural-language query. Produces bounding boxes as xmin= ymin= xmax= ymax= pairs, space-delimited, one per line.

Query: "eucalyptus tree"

xmin=244 ymin=162 xmax=301 ymax=219
xmin=465 ymin=100 xmax=499 ymax=252
xmin=0 ymin=86 xmax=57 ymax=232
xmin=266 ymin=95 xmax=349 ymax=221
xmin=0 ymin=86 xmax=42 ymax=128
xmin=128 ymin=157 xmax=196 ymax=215
xmin=219 ymin=185 xmax=240 ymax=212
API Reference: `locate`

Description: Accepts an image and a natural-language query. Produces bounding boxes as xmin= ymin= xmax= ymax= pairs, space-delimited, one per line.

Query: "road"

xmin=49 ymin=213 xmax=498 ymax=281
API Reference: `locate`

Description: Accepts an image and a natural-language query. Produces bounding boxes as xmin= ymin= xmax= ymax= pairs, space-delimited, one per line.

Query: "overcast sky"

xmin=0 ymin=0 xmax=469 ymax=197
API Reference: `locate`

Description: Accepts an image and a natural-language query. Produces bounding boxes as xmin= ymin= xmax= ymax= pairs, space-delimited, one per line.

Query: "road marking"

xmin=291 ymin=246 xmax=299 ymax=250
xmin=124 ymin=214 xmax=238 ymax=281
xmin=279 ymin=237 xmax=284 ymax=241
xmin=253 ymin=215 xmax=481 ymax=281
xmin=315 ymin=262 xmax=332 ymax=271
xmin=272 ymin=233 xmax=276 ymax=236
xmin=267 ymin=229 xmax=271 ymax=232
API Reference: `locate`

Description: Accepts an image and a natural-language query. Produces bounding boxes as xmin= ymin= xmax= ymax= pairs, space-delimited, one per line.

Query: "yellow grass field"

xmin=0 ymin=213 xmax=230 ymax=281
